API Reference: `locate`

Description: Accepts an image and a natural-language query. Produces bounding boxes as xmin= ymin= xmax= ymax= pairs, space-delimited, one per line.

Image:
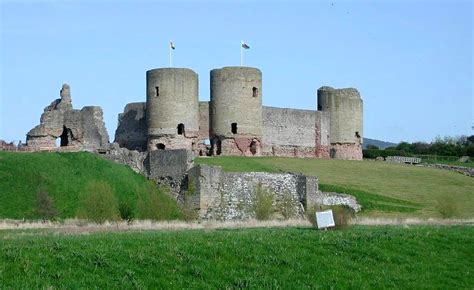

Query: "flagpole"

xmin=240 ymin=41 xmax=243 ymax=66
xmin=169 ymin=43 xmax=172 ymax=67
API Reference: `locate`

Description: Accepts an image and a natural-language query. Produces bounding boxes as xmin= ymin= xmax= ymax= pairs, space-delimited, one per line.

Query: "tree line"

xmin=364 ymin=135 xmax=474 ymax=158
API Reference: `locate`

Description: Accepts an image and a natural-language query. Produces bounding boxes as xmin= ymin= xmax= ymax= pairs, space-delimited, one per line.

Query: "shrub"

xmin=436 ymin=197 xmax=457 ymax=218
xmin=34 ymin=190 xmax=58 ymax=220
xmin=331 ymin=205 xmax=355 ymax=229
xmin=136 ymin=184 xmax=179 ymax=220
xmin=180 ymin=178 xmax=199 ymax=221
xmin=180 ymin=205 xmax=199 ymax=221
xmin=278 ymin=190 xmax=298 ymax=219
xmin=76 ymin=181 xmax=119 ymax=224
xmin=366 ymin=144 xmax=379 ymax=150
xmin=363 ymin=149 xmax=410 ymax=159
xmin=119 ymin=202 xmax=134 ymax=222
xmin=252 ymin=183 xmax=274 ymax=220
xmin=305 ymin=205 xmax=318 ymax=228
xmin=305 ymin=204 xmax=355 ymax=229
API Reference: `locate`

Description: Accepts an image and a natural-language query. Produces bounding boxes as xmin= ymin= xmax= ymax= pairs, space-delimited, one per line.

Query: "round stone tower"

xmin=317 ymin=86 xmax=363 ymax=160
xmin=146 ymin=68 xmax=199 ymax=151
xmin=210 ymin=66 xmax=263 ymax=156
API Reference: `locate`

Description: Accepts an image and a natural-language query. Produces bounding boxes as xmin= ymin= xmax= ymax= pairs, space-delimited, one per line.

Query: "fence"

xmin=386 ymin=156 xmax=422 ymax=164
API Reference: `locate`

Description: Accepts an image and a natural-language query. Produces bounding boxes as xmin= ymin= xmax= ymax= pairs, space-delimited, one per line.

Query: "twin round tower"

xmin=117 ymin=66 xmax=363 ymax=160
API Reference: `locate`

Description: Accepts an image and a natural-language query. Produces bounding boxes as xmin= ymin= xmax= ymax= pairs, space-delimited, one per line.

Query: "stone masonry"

xmin=26 ymin=84 xmax=109 ymax=151
xmin=115 ymin=66 xmax=364 ymax=160
xmin=182 ymin=164 xmax=361 ymax=220
xmin=184 ymin=164 xmax=314 ymax=220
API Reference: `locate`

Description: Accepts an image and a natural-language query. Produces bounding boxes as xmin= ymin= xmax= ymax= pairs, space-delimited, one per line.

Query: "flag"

xmin=241 ymin=41 xmax=250 ymax=49
xmin=170 ymin=41 xmax=175 ymax=50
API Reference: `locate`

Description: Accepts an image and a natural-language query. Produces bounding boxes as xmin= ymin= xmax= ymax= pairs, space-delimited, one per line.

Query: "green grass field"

xmin=1 ymin=152 xmax=473 ymax=219
xmin=0 ymin=152 xmax=181 ymax=220
xmin=196 ymin=157 xmax=474 ymax=218
xmin=0 ymin=226 xmax=472 ymax=288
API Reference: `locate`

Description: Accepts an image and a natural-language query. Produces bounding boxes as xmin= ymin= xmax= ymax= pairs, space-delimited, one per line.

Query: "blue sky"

xmin=0 ymin=0 xmax=472 ymax=144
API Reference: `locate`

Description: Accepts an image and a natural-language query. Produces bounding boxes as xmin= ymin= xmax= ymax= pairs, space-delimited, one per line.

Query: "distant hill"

xmin=363 ymin=138 xmax=397 ymax=149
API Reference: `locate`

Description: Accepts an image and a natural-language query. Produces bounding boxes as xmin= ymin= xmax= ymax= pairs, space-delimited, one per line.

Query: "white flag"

xmin=241 ymin=41 xmax=250 ymax=49
xmin=170 ymin=41 xmax=175 ymax=50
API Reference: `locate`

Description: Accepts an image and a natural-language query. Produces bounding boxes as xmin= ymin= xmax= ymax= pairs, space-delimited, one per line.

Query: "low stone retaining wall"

xmin=185 ymin=165 xmax=313 ymax=220
xmin=308 ymin=191 xmax=361 ymax=212
xmin=184 ymin=165 xmax=361 ymax=220
xmin=417 ymin=163 xmax=474 ymax=177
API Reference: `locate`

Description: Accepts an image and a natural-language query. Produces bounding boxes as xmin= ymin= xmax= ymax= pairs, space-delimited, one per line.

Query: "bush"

xmin=305 ymin=205 xmax=318 ymax=228
xmin=252 ymin=183 xmax=274 ymax=220
xmin=366 ymin=144 xmax=379 ymax=150
xmin=77 ymin=181 xmax=119 ymax=224
xmin=436 ymin=197 xmax=457 ymax=218
xmin=305 ymin=204 xmax=355 ymax=230
xmin=331 ymin=205 xmax=355 ymax=229
xmin=119 ymin=202 xmax=134 ymax=222
xmin=180 ymin=179 xmax=199 ymax=221
xmin=363 ymin=149 xmax=410 ymax=159
xmin=34 ymin=190 xmax=58 ymax=220
xmin=180 ymin=205 xmax=199 ymax=221
xmin=277 ymin=191 xmax=298 ymax=219
xmin=136 ymin=184 xmax=179 ymax=221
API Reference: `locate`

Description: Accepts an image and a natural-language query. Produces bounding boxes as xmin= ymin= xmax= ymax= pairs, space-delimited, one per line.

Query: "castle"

xmin=115 ymin=66 xmax=364 ymax=160
xmin=22 ymin=66 xmax=364 ymax=219
xmin=26 ymin=66 xmax=363 ymax=160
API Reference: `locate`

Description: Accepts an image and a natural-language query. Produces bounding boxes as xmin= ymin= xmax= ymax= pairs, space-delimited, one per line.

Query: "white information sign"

xmin=315 ymin=209 xmax=335 ymax=229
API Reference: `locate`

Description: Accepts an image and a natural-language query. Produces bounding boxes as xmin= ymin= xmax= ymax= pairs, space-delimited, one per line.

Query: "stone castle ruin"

xmin=115 ymin=66 xmax=364 ymax=160
xmin=26 ymin=84 xmax=109 ymax=150
xmin=22 ymin=66 xmax=364 ymax=219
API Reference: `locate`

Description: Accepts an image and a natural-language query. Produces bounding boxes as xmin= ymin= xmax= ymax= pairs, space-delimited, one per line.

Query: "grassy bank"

xmin=196 ymin=157 xmax=474 ymax=218
xmin=0 ymin=226 xmax=472 ymax=288
xmin=0 ymin=152 xmax=181 ymax=220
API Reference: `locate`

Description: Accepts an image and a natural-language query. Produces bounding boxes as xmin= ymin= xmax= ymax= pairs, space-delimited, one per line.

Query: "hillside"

xmin=363 ymin=137 xmax=397 ymax=149
xmin=0 ymin=151 xmax=181 ymax=219
xmin=196 ymin=157 xmax=474 ymax=218
xmin=1 ymin=151 xmax=472 ymax=220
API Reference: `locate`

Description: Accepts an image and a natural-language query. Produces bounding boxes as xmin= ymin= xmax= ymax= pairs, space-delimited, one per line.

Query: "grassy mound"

xmin=0 ymin=152 xmax=181 ymax=220
xmin=0 ymin=226 xmax=472 ymax=288
xmin=196 ymin=157 xmax=474 ymax=218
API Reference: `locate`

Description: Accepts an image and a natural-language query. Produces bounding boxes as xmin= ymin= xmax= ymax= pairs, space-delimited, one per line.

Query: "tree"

xmin=366 ymin=144 xmax=379 ymax=150
xmin=396 ymin=142 xmax=412 ymax=153
xmin=412 ymin=142 xmax=430 ymax=155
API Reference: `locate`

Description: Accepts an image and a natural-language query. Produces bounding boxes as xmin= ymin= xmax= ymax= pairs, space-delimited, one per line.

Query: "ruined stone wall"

xmin=146 ymin=68 xmax=199 ymax=152
xmin=186 ymin=164 xmax=319 ymax=220
xmin=103 ymin=145 xmax=191 ymax=197
xmin=145 ymin=149 xmax=192 ymax=183
xmin=262 ymin=106 xmax=319 ymax=157
xmin=103 ymin=143 xmax=148 ymax=175
xmin=315 ymin=111 xmax=331 ymax=158
xmin=114 ymin=102 xmax=147 ymax=151
xmin=198 ymin=101 xmax=210 ymax=140
xmin=26 ymin=84 xmax=109 ymax=151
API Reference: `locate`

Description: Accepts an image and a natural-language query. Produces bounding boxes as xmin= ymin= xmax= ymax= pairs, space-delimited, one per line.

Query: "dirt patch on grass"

xmin=351 ymin=217 xmax=474 ymax=226
xmin=1 ymin=217 xmax=473 ymax=235
xmin=0 ymin=219 xmax=311 ymax=235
